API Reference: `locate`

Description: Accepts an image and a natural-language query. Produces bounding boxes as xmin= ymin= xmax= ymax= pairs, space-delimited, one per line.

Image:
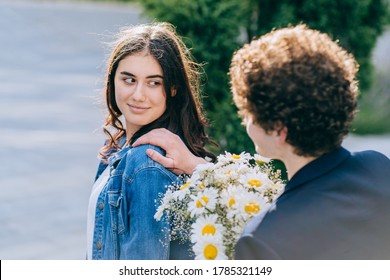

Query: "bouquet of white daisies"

xmin=154 ymin=152 xmax=285 ymax=260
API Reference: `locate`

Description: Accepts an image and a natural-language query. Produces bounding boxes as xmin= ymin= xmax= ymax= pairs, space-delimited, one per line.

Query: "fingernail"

xmin=146 ymin=149 xmax=153 ymax=157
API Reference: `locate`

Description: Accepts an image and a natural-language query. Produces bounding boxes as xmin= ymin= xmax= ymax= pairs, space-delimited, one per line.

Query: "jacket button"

xmin=96 ymin=242 xmax=102 ymax=250
xmin=98 ymin=202 xmax=104 ymax=210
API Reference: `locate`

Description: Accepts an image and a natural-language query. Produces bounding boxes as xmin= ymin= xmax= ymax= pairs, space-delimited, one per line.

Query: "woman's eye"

xmin=125 ymin=78 xmax=136 ymax=84
xmin=149 ymin=80 xmax=162 ymax=86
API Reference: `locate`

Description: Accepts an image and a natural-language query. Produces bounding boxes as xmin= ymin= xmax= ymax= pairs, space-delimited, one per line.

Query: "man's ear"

xmin=276 ymin=125 xmax=288 ymax=144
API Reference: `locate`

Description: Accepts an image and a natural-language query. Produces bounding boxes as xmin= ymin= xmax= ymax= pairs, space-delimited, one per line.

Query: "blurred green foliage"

xmin=352 ymin=71 xmax=390 ymax=134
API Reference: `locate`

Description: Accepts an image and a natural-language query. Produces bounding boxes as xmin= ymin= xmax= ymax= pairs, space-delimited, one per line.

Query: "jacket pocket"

xmin=108 ymin=191 xmax=126 ymax=234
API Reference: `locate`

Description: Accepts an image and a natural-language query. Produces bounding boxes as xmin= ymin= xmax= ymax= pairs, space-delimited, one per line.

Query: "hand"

xmin=132 ymin=128 xmax=207 ymax=175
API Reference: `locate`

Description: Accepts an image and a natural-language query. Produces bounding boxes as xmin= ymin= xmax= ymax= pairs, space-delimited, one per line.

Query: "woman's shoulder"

xmin=129 ymin=144 xmax=165 ymax=161
xmin=124 ymin=144 xmax=171 ymax=172
xmin=121 ymin=144 xmax=178 ymax=182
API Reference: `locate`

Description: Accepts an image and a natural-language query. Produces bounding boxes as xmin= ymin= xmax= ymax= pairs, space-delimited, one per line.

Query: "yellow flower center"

xmin=248 ymin=179 xmax=262 ymax=187
xmin=180 ymin=182 xmax=190 ymax=190
xmin=204 ymin=244 xmax=218 ymax=260
xmin=202 ymin=224 xmax=216 ymax=236
xmin=199 ymin=182 xmax=205 ymax=189
xmin=196 ymin=196 xmax=209 ymax=208
xmin=231 ymin=154 xmax=241 ymax=159
xmin=245 ymin=202 xmax=260 ymax=215
xmin=229 ymin=198 xmax=236 ymax=208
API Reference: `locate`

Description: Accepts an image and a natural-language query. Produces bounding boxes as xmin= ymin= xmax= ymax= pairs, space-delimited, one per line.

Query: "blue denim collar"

xmin=107 ymin=136 xmax=130 ymax=167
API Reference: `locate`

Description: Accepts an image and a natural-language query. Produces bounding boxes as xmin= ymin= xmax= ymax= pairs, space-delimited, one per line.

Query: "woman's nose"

xmin=131 ymin=83 xmax=146 ymax=101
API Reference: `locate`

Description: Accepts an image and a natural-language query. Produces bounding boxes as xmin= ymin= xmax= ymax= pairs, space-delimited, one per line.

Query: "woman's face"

xmin=114 ymin=53 xmax=166 ymax=136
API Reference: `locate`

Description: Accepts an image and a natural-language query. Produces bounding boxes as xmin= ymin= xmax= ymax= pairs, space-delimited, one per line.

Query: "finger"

xmin=145 ymin=149 xmax=174 ymax=169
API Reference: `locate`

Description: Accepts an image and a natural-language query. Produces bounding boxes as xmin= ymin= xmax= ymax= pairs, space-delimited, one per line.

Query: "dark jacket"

xmin=235 ymin=147 xmax=390 ymax=259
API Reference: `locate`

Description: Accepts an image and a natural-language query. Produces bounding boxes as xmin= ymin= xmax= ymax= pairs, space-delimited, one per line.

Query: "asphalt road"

xmin=0 ymin=0 xmax=389 ymax=260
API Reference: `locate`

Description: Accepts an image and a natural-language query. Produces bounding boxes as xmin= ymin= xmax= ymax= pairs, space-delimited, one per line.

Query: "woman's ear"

xmin=171 ymin=88 xmax=177 ymax=97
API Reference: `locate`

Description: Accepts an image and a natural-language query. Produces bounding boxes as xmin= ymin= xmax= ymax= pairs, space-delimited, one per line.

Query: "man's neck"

xmin=282 ymin=152 xmax=317 ymax=181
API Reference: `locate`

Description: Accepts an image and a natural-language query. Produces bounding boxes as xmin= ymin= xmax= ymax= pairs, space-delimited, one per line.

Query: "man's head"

xmin=230 ymin=24 xmax=359 ymax=157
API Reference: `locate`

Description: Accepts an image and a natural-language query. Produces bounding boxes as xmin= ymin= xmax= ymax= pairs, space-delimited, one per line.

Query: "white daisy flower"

xmin=235 ymin=191 xmax=269 ymax=220
xmin=188 ymin=188 xmax=218 ymax=217
xmin=254 ymin=153 xmax=272 ymax=164
xmin=222 ymin=151 xmax=252 ymax=162
xmin=213 ymin=171 xmax=234 ymax=187
xmin=239 ymin=171 xmax=273 ymax=191
xmin=170 ymin=181 xmax=191 ymax=200
xmin=218 ymin=162 xmax=246 ymax=184
xmin=193 ymin=162 xmax=214 ymax=180
xmin=192 ymin=165 xmax=216 ymax=188
xmin=220 ymin=185 xmax=246 ymax=211
xmin=190 ymin=214 xmax=225 ymax=243
xmin=193 ymin=235 xmax=227 ymax=260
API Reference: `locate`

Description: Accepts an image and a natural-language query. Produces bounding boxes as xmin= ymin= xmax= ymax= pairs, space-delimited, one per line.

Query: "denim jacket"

xmin=91 ymin=142 xmax=191 ymax=260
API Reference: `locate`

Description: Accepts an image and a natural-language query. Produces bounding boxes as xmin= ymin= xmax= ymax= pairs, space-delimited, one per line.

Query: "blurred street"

xmin=0 ymin=0 xmax=389 ymax=260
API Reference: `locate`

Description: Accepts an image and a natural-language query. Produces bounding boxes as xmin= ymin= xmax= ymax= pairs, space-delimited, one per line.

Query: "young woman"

xmin=87 ymin=22 xmax=216 ymax=260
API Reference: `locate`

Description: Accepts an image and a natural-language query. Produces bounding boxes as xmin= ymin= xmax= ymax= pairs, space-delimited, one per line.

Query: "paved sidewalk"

xmin=0 ymin=0 xmax=389 ymax=260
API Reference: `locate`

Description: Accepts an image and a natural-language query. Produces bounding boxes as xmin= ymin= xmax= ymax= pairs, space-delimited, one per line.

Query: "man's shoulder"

xmin=351 ymin=149 xmax=389 ymax=162
xmin=346 ymin=149 xmax=390 ymax=174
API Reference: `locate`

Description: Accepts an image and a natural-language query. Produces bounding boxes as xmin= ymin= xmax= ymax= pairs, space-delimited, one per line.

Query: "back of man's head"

xmin=230 ymin=24 xmax=359 ymax=157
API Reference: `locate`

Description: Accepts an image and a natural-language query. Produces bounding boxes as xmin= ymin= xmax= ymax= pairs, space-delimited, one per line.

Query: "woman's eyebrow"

xmin=120 ymin=71 xmax=163 ymax=79
xmin=147 ymin=74 xmax=164 ymax=79
xmin=120 ymin=71 xmax=135 ymax=77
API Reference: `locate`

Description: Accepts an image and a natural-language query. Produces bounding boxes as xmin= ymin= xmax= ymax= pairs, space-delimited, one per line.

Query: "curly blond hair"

xmin=229 ymin=24 xmax=359 ymax=156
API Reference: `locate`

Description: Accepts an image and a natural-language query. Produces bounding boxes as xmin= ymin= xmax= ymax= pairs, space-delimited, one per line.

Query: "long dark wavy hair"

xmin=99 ymin=22 xmax=217 ymax=162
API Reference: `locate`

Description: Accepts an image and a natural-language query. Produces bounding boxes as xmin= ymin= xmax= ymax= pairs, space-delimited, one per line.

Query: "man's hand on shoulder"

xmin=132 ymin=128 xmax=207 ymax=175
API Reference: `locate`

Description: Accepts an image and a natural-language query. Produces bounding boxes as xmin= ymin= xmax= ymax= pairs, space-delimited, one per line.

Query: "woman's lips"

xmin=127 ymin=104 xmax=149 ymax=113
